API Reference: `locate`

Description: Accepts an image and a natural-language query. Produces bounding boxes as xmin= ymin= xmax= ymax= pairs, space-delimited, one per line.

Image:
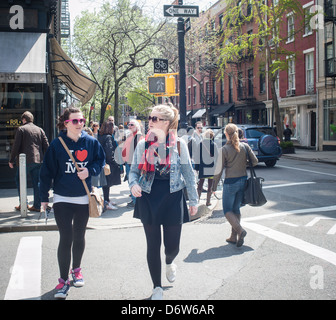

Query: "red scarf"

xmin=138 ymin=130 xmax=176 ymax=180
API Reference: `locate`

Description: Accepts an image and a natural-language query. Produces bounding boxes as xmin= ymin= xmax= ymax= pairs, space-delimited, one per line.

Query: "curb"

xmin=0 ymin=198 xmax=218 ymax=233
xmin=281 ymin=154 xmax=336 ymax=165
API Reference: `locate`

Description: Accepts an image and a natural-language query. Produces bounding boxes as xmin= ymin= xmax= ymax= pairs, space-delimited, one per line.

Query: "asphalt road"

xmin=1 ymin=158 xmax=335 ymax=302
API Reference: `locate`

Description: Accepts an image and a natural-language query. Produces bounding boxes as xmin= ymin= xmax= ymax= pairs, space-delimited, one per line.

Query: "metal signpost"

xmin=19 ymin=153 xmax=27 ymax=217
xmin=163 ymin=1 xmax=199 ymax=129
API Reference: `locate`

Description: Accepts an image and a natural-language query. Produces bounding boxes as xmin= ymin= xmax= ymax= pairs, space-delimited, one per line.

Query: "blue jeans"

xmin=222 ymin=176 xmax=247 ymax=215
xmin=15 ymin=163 xmax=42 ymax=210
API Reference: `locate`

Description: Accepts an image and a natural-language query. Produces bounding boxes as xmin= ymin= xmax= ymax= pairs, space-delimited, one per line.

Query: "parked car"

xmin=213 ymin=124 xmax=282 ymax=167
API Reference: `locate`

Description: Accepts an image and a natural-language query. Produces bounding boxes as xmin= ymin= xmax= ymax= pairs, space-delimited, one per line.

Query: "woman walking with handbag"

xmin=122 ymin=119 xmax=144 ymax=208
xmin=213 ymin=124 xmax=258 ymax=247
xmin=40 ymin=107 xmax=105 ymax=299
xmin=98 ymin=121 xmax=122 ymax=211
xmin=128 ymin=104 xmax=198 ymax=300
xmin=196 ymin=129 xmax=218 ymax=206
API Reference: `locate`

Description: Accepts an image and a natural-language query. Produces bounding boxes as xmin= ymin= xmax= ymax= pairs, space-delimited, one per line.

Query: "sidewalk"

xmin=281 ymin=148 xmax=336 ymax=165
xmin=0 ymin=181 xmax=216 ymax=233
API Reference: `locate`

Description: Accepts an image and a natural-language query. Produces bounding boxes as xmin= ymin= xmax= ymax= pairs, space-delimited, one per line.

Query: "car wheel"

xmin=265 ymin=159 xmax=277 ymax=167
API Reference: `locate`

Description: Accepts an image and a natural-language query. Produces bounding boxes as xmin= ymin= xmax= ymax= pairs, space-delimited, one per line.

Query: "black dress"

xmin=134 ymin=163 xmax=189 ymax=226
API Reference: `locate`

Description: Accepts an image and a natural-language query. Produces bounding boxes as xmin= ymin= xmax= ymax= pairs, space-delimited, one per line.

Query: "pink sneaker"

xmin=54 ymin=278 xmax=70 ymax=299
xmin=71 ymin=268 xmax=85 ymax=287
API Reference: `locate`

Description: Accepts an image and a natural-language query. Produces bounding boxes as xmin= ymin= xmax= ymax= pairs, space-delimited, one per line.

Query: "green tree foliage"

xmin=72 ymin=0 xmax=165 ymax=123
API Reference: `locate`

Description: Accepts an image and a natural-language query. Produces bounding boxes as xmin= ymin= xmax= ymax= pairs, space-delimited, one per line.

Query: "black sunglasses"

xmin=148 ymin=116 xmax=167 ymax=123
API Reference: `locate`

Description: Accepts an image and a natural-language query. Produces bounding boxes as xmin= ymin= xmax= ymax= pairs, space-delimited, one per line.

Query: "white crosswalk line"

xmin=242 ymin=222 xmax=336 ymax=267
xmin=4 ymin=236 xmax=42 ymax=300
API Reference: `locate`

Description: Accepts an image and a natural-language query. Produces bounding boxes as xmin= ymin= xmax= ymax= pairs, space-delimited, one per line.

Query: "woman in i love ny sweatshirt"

xmin=39 ymin=107 xmax=105 ymax=299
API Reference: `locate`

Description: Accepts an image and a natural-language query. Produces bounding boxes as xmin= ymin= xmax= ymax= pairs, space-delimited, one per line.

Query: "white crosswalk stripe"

xmin=4 ymin=236 xmax=42 ymax=300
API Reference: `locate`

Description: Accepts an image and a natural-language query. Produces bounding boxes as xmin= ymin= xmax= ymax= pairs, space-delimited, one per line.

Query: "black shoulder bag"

xmin=242 ymin=144 xmax=267 ymax=207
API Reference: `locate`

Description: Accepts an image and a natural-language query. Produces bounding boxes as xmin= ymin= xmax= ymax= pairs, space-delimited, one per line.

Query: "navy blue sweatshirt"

xmin=40 ymin=130 xmax=105 ymax=202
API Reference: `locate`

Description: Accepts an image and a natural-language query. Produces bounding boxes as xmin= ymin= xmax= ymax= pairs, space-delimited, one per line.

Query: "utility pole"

xmin=177 ymin=0 xmax=187 ymax=129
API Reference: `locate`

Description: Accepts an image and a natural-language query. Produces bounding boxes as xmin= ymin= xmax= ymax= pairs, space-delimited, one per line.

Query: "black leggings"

xmin=53 ymin=202 xmax=89 ymax=281
xmin=102 ymin=186 xmax=110 ymax=202
xmin=143 ymin=224 xmax=182 ymax=288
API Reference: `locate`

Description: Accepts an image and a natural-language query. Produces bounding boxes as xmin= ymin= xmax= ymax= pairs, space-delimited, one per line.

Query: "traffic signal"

xmin=148 ymin=76 xmax=166 ymax=94
xmin=166 ymin=75 xmax=176 ymax=95
xmin=147 ymin=73 xmax=178 ymax=96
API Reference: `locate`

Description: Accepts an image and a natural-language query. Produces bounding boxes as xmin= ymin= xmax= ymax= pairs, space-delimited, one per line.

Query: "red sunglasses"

xmin=65 ymin=118 xmax=86 ymax=125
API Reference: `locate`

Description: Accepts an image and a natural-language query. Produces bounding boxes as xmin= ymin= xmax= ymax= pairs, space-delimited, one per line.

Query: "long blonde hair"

xmin=225 ymin=123 xmax=240 ymax=152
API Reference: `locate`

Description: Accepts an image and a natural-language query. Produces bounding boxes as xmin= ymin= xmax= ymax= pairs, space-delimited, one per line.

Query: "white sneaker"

xmin=105 ymin=201 xmax=117 ymax=210
xmin=166 ymin=263 xmax=177 ymax=283
xmin=151 ymin=287 xmax=163 ymax=300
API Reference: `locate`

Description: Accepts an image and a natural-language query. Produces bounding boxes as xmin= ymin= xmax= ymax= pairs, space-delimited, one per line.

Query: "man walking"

xmin=9 ymin=111 xmax=49 ymax=212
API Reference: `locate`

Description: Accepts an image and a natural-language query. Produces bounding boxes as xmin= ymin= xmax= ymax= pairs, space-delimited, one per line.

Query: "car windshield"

xmin=245 ymin=127 xmax=276 ymax=138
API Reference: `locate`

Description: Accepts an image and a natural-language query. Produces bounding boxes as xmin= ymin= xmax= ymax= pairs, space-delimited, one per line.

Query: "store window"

xmin=0 ymin=83 xmax=43 ymax=161
xmin=281 ymin=106 xmax=297 ymax=139
xmin=324 ymin=99 xmax=336 ymax=141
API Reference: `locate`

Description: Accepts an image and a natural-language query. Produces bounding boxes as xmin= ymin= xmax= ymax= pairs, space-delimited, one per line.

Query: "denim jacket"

xmin=129 ymin=138 xmax=199 ymax=207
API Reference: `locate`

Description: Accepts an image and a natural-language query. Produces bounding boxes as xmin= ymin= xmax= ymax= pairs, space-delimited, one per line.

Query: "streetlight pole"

xmin=178 ymin=0 xmax=187 ymax=129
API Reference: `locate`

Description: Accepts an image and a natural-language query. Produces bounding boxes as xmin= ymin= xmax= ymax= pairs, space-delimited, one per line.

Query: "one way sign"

xmin=163 ymin=5 xmax=199 ymax=18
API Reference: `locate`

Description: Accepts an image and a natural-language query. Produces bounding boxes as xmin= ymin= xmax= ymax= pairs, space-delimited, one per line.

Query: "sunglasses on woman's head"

xmin=64 ymin=118 xmax=86 ymax=125
xmin=148 ymin=116 xmax=167 ymax=123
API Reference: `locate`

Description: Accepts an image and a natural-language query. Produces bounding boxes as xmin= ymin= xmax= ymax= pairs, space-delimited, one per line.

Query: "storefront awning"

xmin=0 ymin=32 xmax=47 ymax=83
xmin=209 ymin=103 xmax=234 ymax=116
xmin=192 ymin=108 xmax=206 ymax=119
xmin=50 ymin=38 xmax=97 ymax=106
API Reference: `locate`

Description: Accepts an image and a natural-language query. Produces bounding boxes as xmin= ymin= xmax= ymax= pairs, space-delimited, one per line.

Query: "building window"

xmin=188 ymin=87 xmax=191 ymax=106
xmin=220 ymin=79 xmax=224 ymax=104
xmin=324 ymin=100 xmax=336 ymax=141
xmin=275 ymin=70 xmax=280 ymax=97
xmin=193 ymin=85 xmax=197 ymax=105
xmin=212 ymin=79 xmax=216 ymax=104
xmin=0 ymin=83 xmax=44 ymax=161
xmin=248 ymin=68 xmax=254 ymax=96
xmin=238 ymin=72 xmax=243 ymax=99
xmin=305 ymin=52 xmax=314 ymax=93
xmin=259 ymin=67 xmax=266 ymax=94
xmin=288 ymin=58 xmax=295 ymax=90
xmin=229 ymin=75 xmax=233 ymax=103
xmin=287 ymin=14 xmax=294 ymax=43
xmin=304 ymin=7 xmax=312 ymax=36
xmin=281 ymin=107 xmax=298 ymax=139
xmin=325 ymin=42 xmax=335 ymax=76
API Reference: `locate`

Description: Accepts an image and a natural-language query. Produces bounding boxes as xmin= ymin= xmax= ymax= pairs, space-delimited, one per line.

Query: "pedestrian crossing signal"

xmin=148 ymin=76 xmax=166 ymax=94
xmin=147 ymin=73 xmax=178 ymax=97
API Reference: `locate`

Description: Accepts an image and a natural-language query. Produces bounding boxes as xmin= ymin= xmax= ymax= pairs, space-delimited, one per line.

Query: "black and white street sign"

xmin=154 ymin=58 xmax=168 ymax=74
xmin=163 ymin=5 xmax=199 ymax=18
xmin=184 ymin=17 xmax=191 ymax=32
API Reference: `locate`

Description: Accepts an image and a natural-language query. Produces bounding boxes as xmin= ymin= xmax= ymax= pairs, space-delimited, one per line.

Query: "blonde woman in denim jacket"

xmin=128 ymin=104 xmax=198 ymax=300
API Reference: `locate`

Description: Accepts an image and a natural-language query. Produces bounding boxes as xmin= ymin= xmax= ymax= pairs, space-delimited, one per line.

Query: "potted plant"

xmin=280 ymin=141 xmax=295 ymax=154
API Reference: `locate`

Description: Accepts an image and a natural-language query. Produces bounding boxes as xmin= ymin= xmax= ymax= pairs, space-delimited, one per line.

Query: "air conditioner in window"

xmin=306 ymin=86 xmax=314 ymax=94
xmin=286 ymin=89 xmax=295 ymax=96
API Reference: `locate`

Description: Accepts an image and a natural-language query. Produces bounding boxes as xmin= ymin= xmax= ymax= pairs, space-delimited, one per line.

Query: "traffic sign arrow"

xmin=163 ymin=5 xmax=199 ymax=18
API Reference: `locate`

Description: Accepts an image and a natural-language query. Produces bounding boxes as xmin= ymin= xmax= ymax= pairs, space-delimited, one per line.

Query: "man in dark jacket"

xmin=283 ymin=124 xmax=293 ymax=141
xmin=9 ymin=111 xmax=49 ymax=212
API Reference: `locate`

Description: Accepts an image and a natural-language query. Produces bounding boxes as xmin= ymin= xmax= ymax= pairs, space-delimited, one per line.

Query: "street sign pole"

xmin=177 ymin=0 xmax=187 ymax=129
